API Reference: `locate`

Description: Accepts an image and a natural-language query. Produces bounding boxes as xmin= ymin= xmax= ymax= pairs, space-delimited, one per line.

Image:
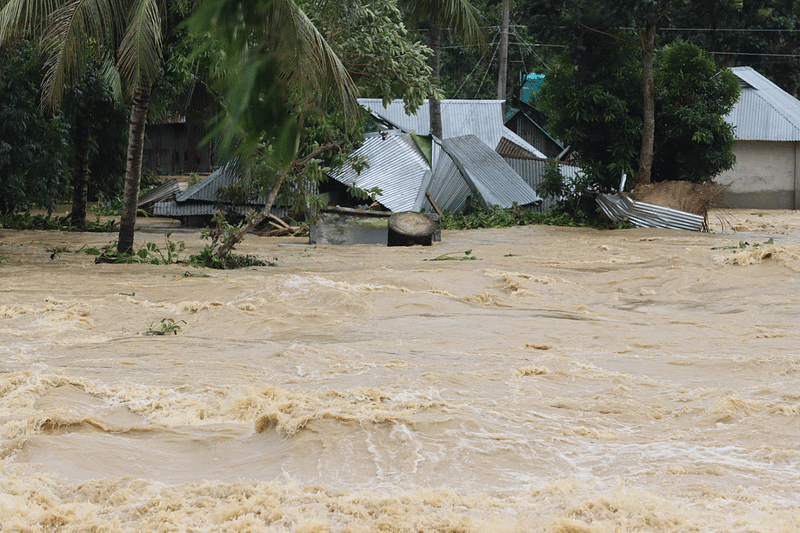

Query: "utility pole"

xmin=497 ymin=0 xmax=510 ymax=101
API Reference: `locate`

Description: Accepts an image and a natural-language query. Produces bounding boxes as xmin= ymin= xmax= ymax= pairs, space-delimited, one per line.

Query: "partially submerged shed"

xmin=151 ymin=161 xmax=284 ymax=226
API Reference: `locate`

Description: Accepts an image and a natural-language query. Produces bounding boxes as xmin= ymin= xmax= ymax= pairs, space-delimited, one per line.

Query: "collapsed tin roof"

xmin=435 ymin=135 xmax=542 ymax=210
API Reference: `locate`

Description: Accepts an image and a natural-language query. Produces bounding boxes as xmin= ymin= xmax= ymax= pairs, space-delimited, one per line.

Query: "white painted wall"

xmin=715 ymin=140 xmax=799 ymax=209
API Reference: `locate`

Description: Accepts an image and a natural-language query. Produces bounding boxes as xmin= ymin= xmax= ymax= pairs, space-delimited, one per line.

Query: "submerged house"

xmin=328 ymin=99 xmax=547 ymax=214
xmin=717 ymin=66 xmax=800 ymax=209
xmin=149 ymin=99 xmax=579 ymax=226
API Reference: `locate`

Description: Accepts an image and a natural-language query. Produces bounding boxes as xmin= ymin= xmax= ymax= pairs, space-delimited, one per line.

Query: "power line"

xmin=655 ymin=27 xmax=800 ymax=32
xmin=443 ymin=41 xmax=800 ymax=59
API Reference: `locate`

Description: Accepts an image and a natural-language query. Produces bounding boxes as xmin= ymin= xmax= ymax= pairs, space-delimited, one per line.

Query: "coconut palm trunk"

xmin=402 ymin=0 xmax=483 ymax=139
xmin=70 ymin=111 xmax=90 ymax=227
xmin=118 ymin=84 xmax=151 ymax=254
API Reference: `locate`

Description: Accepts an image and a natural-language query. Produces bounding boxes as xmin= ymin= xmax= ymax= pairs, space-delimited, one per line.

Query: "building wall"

xmin=505 ymin=114 xmax=562 ymax=159
xmin=143 ymin=123 xmax=215 ymax=175
xmin=716 ymin=140 xmax=799 ymax=209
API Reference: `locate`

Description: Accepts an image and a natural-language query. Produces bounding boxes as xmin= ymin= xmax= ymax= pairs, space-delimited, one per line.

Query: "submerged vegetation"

xmin=92 ymin=225 xmax=274 ymax=269
xmin=146 ymin=318 xmax=185 ymax=335
xmin=441 ymin=195 xmax=630 ymax=231
xmin=0 ymin=212 xmax=118 ymax=232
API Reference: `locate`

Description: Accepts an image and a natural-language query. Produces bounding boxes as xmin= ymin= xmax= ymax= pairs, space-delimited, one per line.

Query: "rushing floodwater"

xmin=1 ymin=209 xmax=800 ymax=532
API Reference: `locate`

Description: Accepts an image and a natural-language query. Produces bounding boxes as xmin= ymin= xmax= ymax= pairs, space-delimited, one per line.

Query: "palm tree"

xmin=0 ymin=0 xmax=182 ymax=253
xmin=404 ymin=0 xmax=484 ymax=138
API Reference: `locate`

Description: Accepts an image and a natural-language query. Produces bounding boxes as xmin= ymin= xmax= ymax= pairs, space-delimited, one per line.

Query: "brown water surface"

xmin=1 ymin=210 xmax=799 ymax=531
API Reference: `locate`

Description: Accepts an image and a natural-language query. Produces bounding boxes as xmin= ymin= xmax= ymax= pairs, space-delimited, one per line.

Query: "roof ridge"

xmin=730 ymin=67 xmax=800 ymax=140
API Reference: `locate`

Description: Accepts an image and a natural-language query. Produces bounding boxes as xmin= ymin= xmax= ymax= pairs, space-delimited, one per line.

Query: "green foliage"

xmin=534 ymin=8 xmax=742 ymax=223
xmin=0 ymin=41 xmax=71 ymax=214
xmin=347 ymin=183 xmax=383 ymax=205
xmin=186 ymin=213 xmax=274 ymax=269
xmin=78 ymin=247 xmax=102 ymax=255
xmin=96 ymin=233 xmax=186 ymax=265
xmin=187 ymin=245 xmax=272 ymax=269
xmin=146 ymin=318 xmax=186 ymax=336
xmin=712 ymin=237 xmax=774 ymax=251
xmin=141 ymin=233 xmax=186 ymax=264
xmin=307 ymin=0 xmax=437 ymax=112
xmin=0 ymin=212 xmax=117 ymax=232
xmin=187 ymin=173 xmax=202 ymax=188
xmin=46 ymin=245 xmax=69 ymax=260
xmin=536 ymin=161 xmax=602 ymax=222
xmin=185 ymin=0 xmax=357 ymax=168
xmin=223 ymin=106 xmax=371 ymax=222
xmin=652 ymin=41 xmax=740 ymax=183
xmin=61 ymin=64 xmax=130 ymax=202
xmin=540 ymin=38 xmax=740 ymax=196
xmin=667 ymin=0 xmax=799 ymax=95
xmin=537 ymin=30 xmax=642 ymax=194
xmin=89 ymin=194 xmax=125 ymax=216
xmin=441 ymin=192 xmax=629 ymax=230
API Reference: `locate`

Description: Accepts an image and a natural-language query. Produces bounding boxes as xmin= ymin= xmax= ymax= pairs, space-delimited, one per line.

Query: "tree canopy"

xmin=0 ymin=41 xmax=70 ymax=214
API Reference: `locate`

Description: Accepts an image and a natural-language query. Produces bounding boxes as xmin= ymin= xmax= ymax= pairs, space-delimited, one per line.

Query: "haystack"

xmin=629 ymin=181 xmax=725 ymax=219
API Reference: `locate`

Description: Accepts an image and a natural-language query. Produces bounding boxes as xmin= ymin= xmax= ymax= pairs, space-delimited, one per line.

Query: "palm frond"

xmin=117 ymin=0 xmax=162 ymax=97
xmin=406 ymin=0 xmax=484 ymax=48
xmin=0 ymin=0 xmax=62 ymax=42
xmin=268 ymin=0 xmax=357 ymax=112
xmin=38 ymin=0 xmax=123 ymax=108
xmin=99 ymin=56 xmax=122 ymax=100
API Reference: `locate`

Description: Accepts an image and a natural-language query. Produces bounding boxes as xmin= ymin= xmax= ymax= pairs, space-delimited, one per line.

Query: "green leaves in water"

xmin=146 ymin=318 xmax=186 ymax=336
xmin=712 ymin=237 xmax=774 ymax=251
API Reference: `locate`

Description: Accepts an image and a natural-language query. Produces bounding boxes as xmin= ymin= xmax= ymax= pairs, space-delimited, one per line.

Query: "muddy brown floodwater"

xmin=1 ymin=209 xmax=800 ymax=532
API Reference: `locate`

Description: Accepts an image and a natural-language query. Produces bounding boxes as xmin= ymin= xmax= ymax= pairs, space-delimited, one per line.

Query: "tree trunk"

xmin=118 ymin=84 xmax=152 ymax=254
xmin=214 ymin=171 xmax=284 ymax=258
xmin=70 ymin=111 xmax=90 ymax=228
xmin=635 ymin=22 xmax=657 ymax=189
xmin=497 ymin=0 xmax=510 ymax=101
xmin=428 ymin=17 xmax=443 ymax=139
xmin=387 ymin=211 xmax=436 ymax=247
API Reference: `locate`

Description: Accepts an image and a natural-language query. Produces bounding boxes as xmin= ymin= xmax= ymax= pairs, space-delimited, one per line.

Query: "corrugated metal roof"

xmin=496 ymin=137 xmax=541 ymax=159
xmin=503 ymin=157 xmax=582 ymax=213
xmin=595 ymin=192 xmax=705 ymax=231
xmin=176 ymin=160 xmax=257 ymax=203
xmin=359 ymin=98 xmax=547 ymax=158
xmin=138 ymin=179 xmax=181 ymax=208
xmin=426 ymin=151 xmax=472 ymax=213
xmin=438 ymin=135 xmax=542 ymax=209
xmin=152 ymin=201 xmax=289 ymax=219
xmin=327 ymin=132 xmax=430 ymax=213
xmin=727 ymin=66 xmax=800 ymax=141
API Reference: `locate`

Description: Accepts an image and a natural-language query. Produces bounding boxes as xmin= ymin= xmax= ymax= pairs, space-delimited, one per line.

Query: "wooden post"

xmin=426 ymin=192 xmax=444 ymax=219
